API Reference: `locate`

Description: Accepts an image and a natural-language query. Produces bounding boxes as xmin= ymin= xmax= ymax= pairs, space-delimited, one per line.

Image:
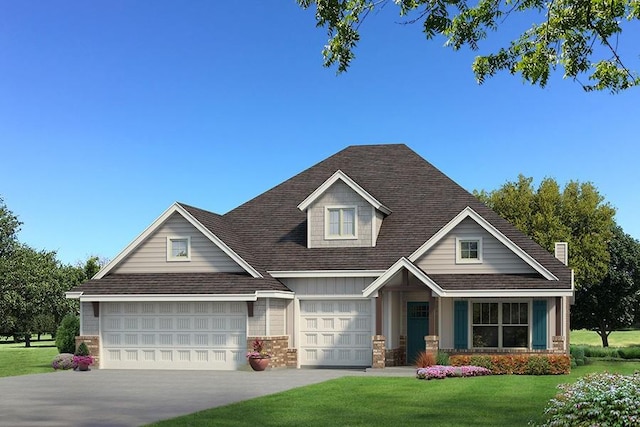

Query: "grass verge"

xmin=149 ymin=361 xmax=640 ymax=427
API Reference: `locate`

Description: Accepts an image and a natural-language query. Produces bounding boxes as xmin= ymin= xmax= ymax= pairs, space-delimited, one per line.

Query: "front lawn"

xmin=0 ymin=335 xmax=58 ymax=377
xmin=149 ymin=361 xmax=640 ymax=427
xmin=571 ymin=329 xmax=640 ymax=347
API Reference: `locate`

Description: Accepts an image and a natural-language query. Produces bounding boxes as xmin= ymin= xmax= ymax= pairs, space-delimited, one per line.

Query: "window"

xmin=167 ymin=236 xmax=191 ymax=261
xmin=472 ymin=302 xmax=528 ymax=348
xmin=325 ymin=207 xmax=357 ymax=239
xmin=456 ymin=237 xmax=482 ymax=263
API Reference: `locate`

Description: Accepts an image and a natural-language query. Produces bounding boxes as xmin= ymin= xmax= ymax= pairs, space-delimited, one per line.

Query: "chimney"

xmin=554 ymin=242 xmax=568 ymax=266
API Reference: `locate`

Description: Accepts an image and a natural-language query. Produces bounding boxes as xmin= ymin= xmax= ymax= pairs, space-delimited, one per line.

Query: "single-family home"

xmin=67 ymin=144 xmax=573 ymax=370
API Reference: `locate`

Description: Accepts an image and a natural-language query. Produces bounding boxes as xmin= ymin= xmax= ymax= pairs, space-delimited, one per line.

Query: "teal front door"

xmin=407 ymin=302 xmax=429 ymax=365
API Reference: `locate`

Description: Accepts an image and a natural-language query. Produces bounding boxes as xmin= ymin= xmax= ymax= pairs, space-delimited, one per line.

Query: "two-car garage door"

xmin=299 ymin=299 xmax=373 ymax=367
xmin=101 ymin=301 xmax=246 ymax=370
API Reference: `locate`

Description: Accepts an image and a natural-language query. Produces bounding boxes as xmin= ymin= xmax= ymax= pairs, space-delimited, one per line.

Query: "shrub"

xmin=414 ymin=351 xmax=436 ymax=367
xmin=583 ymin=346 xmax=620 ymax=358
xmin=619 ymin=346 xmax=640 ymax=360
xmin=436 ymin=351 xmax=450 ymax=366
xmin=570 ymin=345 xmax=587 ymax=366
xmin=416 ymin=365 xmax=491 ymax=380
xmin=55 ymin=315 xmax=79 ymax=354
xmin=51 ymin=353 xmax=75 ymax=370
xmin=539 ymin=373 xmax=640 ymax=426
xmin=449 ymin=354 xmax=570 ymax=375
xmin=75 ymin=342 xmax=90 ymax=356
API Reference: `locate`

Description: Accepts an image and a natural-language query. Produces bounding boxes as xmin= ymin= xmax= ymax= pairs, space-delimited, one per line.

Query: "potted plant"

xmin=246 ymin=339 xmax=271 ymax=371
xmin=73 ymin=342 xmax=94 ymax=371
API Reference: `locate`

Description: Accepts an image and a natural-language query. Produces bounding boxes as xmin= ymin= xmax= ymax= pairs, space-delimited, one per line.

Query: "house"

xmin=67 ymin=144 xmax=574 ymax=370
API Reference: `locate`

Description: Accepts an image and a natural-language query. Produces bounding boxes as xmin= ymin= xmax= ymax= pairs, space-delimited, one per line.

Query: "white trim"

xmin=324 ymin=205 xmax=358 ymax=240
xmin=77 ymin=294 xmax=260 ymax=302
xmin=255 ymin=291 xmax=295 ymax=299
xmin=409 ymin=206 xmax=558 ymax=281
xmin=65 ymin=291 xmax=83 ymax=299
xmin=362 ymin=258 xmax=446 ymax=298
xmin=94 ymin=203 xmax=262 ymax=279
xmin=297 ymin=169 xmax=392 ymax=215
xmin=266 ymin=298 xmax=271 ymax=336
xmin=268 ymin=270 xmax=385 ymax=278
xmin=295 ymin=295 xmax=372 ymax=300
xmin=166 ymin=236 xmax=191 ymax=262
xmin=441 ymin=289 xmax=573 ymax=297
xmin=455 ymin=237 xmax=483 ymax=264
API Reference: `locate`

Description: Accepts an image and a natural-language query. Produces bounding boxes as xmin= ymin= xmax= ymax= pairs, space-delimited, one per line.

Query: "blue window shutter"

xmin=532 ymin=300 xmax=547 ymax=350
xmin=454 ymin=301 xmax=468 ymax=349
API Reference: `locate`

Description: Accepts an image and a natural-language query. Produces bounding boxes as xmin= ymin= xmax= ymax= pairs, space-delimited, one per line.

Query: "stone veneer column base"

xmin=247 ymin=336 xmax=292 ymax=368
xmin=75 ymin=336 xmax=100 ymax=368
xmin=372 ymin=335 xmax=386 ymax=368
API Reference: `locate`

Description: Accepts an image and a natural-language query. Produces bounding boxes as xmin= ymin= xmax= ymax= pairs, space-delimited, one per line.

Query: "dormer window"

xmin=326 ymin=206 xmax=357 ymax=239
xmin=456 ymin=237 xmax=482 ymax=263
xmin=167 ymin=236 xmax=191 ymax=261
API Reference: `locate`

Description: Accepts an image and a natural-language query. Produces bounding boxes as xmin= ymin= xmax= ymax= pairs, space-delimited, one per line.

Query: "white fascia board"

xmin=95 ymin=203 xmax=262 ymax=280
xmin=441 ymin=289 xmax=574 ymax=298
xmin=362 ymin=257 xmax=446 ymax=298
xmin=255 ymin=291 xmax=296 ymax=299
xmin=408 ymin=206 xmax=558 ymax=281
xmin=78 ymin=294 xmax=259 ymax=302
xmin=268 ymin=270 xmax=386 ymax=278
xmin=296 ymin=170 xmax=392 ymax=215
xmin=296 ymin=295 xmax=372 ymax=300
xmin=65 ymin=291 xmax=83 ymax=299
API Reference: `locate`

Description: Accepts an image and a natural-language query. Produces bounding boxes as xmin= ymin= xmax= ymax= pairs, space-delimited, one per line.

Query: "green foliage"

xmin=436 ymin=350 xmax=450 ymax=365
xmin=296 ymin=0 xmax=640 ymax=92
xmin=539 ymin=372 xmax=640 ymax=426
xmin=570 ymin=345 xmax=587 ymax=366
xmin=581 ymin=346 xmax=620 ymax=358
xmin=450 ymin=354 xmax=571 ymax=375
xmin=75 ymin=341 xmax=89 ymax=356
xmin=618 ymin=346 xmax=640 ymax=359
xmin=55 ymin=314 xmax=79 ymax=354
xmin=527 ymin=356 xmax=551 ymax=375
xmin=0 ymin=196 xmax=21 ymax=258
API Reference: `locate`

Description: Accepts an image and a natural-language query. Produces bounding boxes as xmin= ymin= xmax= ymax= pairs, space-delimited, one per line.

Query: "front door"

xmin=407 ymin=302 xmax=429 ymax=365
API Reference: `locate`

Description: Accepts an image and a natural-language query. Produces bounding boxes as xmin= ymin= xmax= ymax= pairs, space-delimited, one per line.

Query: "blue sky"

xmin=1 ymin=1 xmax=638 ymax=265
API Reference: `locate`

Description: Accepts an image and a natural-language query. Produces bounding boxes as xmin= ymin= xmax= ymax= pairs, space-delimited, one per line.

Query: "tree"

xmin=572 ymin=225 xmax=640 ymax=346
xmin=0 ymin=197 xmax=21 ymax=258
xmin=296 ymin=0 xmax=640 ymax=93
xmin=475 ymin=175 xmax=616 ymax=288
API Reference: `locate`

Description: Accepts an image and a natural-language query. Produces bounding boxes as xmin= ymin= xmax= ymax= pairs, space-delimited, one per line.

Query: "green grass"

xmin=571 ymin=329 xmax=640 ymax=347
xmin=0 ymin=335 xmax=59 ymax=377
xmin=149 ymin=361 xmax=640 ymax=427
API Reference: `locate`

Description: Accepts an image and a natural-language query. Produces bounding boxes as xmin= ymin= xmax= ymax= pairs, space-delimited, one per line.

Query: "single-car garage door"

xmin=101 ymin=301 xmax=246 ymax=370
xmin=299 ymin=299 xmax=373 ymax=367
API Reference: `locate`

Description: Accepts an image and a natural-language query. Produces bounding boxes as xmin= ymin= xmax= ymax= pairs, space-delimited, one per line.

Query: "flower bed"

xmin=416 ymin=365 xmax=491 ymax=380
xmin=449 ymin=354 xmax=570 ymax=375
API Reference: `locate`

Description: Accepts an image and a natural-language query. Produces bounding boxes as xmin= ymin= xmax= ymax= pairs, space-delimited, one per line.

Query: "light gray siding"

xmin=307 ymin=181 xmax=374 ymax=248
xmin=248 ymin=299 xmax=267 ymax=336
xmin=269 ymin=299 xmax=286 ymax=335
xmin=416 ymin=217 xmax=537 ymax=274
xmin=373 ymin=209 xmax=385 ymax=247
xmin=113 ymin=213 xmax=245 ymax=274
xmin=282 ymin=276 xmax=376 ymax=296
xmin=81 ymin=302 xmax=99 ymax=335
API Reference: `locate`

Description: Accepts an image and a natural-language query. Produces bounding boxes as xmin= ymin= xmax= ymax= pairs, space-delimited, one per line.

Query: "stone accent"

xmin=552 ymin=335 xmax=566 ymax=353
xmin=247 ymin=336 xmax=290 ymax=368
xmin=372 ymin=335 xmax=386 ymax=368
xmin=286 ymin=349 xmax=298 ymax=368
xmin=75 ymin=336 xmax=100 ymax=368
xmin=425 ymin=335 xmax=439 ymax=357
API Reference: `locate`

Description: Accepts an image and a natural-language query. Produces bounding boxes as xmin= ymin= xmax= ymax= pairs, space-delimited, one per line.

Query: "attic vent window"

xmin=167 ymin=236 xmax=191 ymax=261
xmin=325 ymin=206 xmax=357 ymax=239
xmin=456 ymin=237 xmax=482 ymax=264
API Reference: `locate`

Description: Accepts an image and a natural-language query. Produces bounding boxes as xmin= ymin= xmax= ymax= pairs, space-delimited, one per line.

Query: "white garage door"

xmin=299 ymin=299 xmax=373 ymax=367
xmin=101 ymin=301 xmax=246 ymax=370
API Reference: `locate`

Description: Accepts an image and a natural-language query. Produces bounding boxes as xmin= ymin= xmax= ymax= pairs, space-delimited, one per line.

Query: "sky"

xmin=1 ymin=1 xmax=638 ymax=266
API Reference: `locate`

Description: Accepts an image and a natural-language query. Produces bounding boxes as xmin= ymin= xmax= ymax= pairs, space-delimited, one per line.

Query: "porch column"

xmin=425 ymin=335 xmax=439 ymax=357
xmin=372 ymin=335 xmax=386 ymax=369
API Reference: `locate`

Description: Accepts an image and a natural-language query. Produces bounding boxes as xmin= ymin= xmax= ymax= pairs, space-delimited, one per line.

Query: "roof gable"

xmin=95 ymin=203 xmax=262 ymax=279
xmin=297 ymin=169 xmax=392 ymax=215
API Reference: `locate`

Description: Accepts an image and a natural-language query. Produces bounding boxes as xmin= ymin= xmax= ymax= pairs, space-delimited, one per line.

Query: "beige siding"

xmin=439 ymin=298 xmax=454 ymax=349
xmin=248 ymin=299 xmax=267 ymax=336
xmin=373 ymin=210 xmax=385 ymax=247
xmin=114 ymin=213 xmax=245 ymax=274
xmin=307 ymin=181 xmax=374 ymax=248
xmin=268 ymin=299 xmax=286 ymax=335
xmin=282 ymin=276 xmax=376 ymax=297
xmin=416 ymin=217 xmax=537 ymax=274
xmin=81 ymin=302 xmax=99 ymax=335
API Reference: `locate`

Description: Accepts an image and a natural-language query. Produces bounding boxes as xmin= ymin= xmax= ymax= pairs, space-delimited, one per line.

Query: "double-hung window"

xmin=472 ymin=302 xmax=529 ymax=348
xmin=326 ymin=207 xmax=357 ymax=239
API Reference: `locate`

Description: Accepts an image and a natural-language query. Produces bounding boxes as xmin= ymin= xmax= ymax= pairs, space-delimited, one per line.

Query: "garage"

xmin=299 ymin=299 xmax=373 ymax=367
xmin=101 ymin=301 xmax=246 ymax=370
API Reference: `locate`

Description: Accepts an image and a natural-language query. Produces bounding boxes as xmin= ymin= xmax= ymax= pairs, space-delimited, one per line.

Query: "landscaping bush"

xmin=583 ymin=346 xmax=620 ymax=358
xmin=414 ymin=351 xmax=436 ymax=367
xmin=570 ymin=346 xmax=586 ymax=366
xmin=416 ymin=365 xmax=491 ymax=380
xmin=75 ymin=342 xmax=90 ymax=356
xmin=51 ymin=353 xmax=75 ymax=370
xmin=436 ymin=351 xmax=450 ymax=366
xmin=619 ymin=346 xmax=640 ymax=360
xmin=449 ymin=354 xmax=570 ymax=375
xmin=538 ymin=372 xmax=640 ymax=426
xmin=55 ymin=315 xmax=79 ymax=354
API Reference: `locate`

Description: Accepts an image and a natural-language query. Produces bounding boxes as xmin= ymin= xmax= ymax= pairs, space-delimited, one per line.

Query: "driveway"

xmin=0 ymin=367 xmax=414 ymax=426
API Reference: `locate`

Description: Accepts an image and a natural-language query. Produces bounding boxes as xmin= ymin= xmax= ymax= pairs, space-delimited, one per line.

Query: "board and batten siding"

xmin=247 ymin=299 xmax=288 ymax=336
xmin=113 ymin=213 xmax=245 ymax=274
xmin=81 ymin=302 xmax=99 ymax=335
xmin=281 ymin=276 xmax=376 ymax=297
xmin=307 ymin=181 xmax=374 ymax=248
xmin=269 ymin=299 xmax=287 ymax=336
xmin=416 ymin=217 xmax=537 ymax=274
xmin=248 ymin=299 xmax=267 ymax=336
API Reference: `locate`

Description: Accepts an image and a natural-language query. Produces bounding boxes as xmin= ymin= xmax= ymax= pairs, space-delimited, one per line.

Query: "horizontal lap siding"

xmin=416 ymin=218 xmax=537 ymax=274
xmin=114 ymin=213 xmax=244 ymax=273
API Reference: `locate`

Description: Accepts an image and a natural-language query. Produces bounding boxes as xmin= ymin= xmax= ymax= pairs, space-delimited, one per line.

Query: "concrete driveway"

xmin=0 ymin=367 xmax=414 ymax=426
